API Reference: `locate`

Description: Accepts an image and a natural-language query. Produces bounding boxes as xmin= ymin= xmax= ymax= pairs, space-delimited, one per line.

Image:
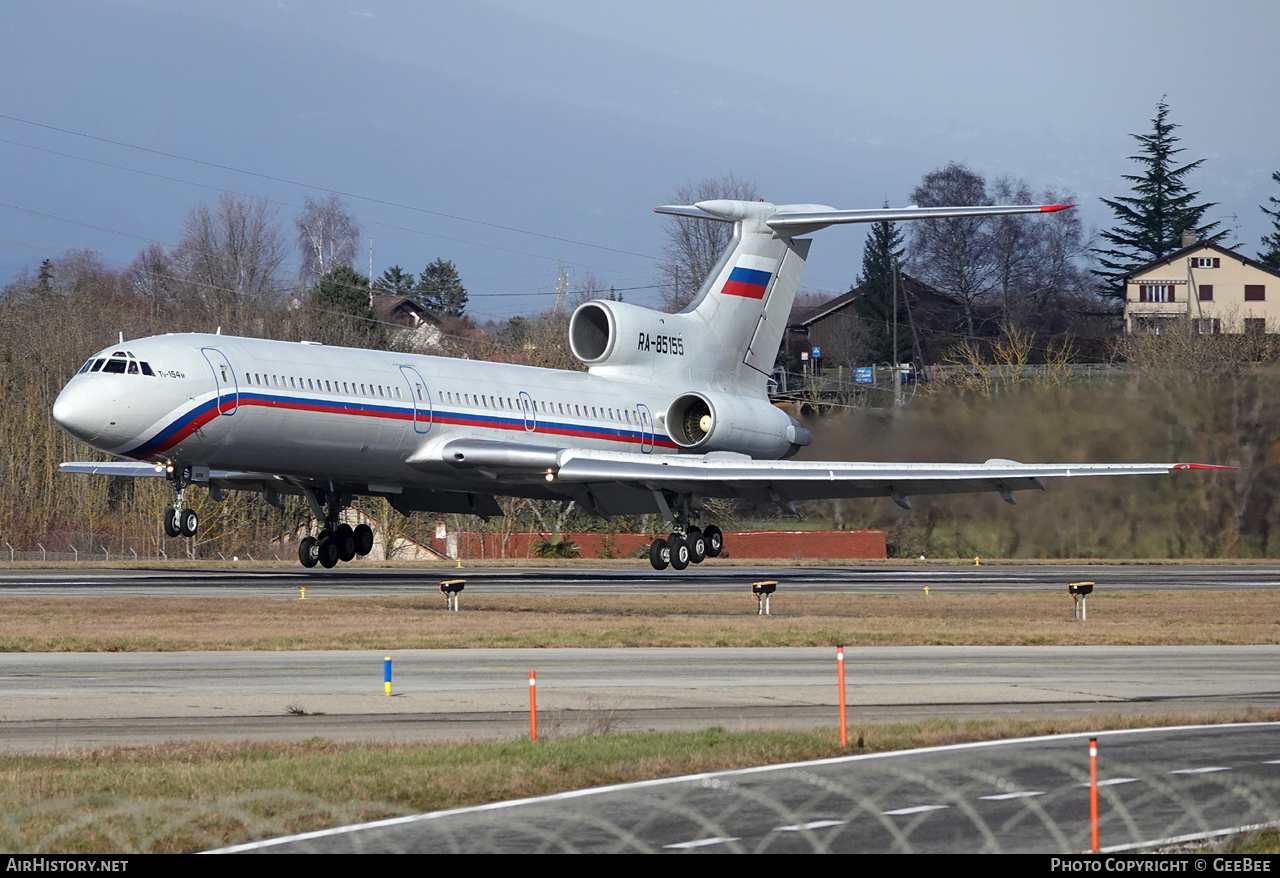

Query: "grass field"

xmin=1 ymin=590 xmax=1277 ymax=651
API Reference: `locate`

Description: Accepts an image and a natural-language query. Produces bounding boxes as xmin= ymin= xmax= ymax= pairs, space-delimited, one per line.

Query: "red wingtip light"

xmin=1040 ymin=204 xmax=1075 ymax=212
xmin=1173 ymin=463 xmax=1236 ymax=470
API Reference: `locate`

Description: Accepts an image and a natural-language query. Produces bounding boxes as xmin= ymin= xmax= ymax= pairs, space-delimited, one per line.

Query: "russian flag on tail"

xmin=721 ymin=255 xmax=777 ymax=299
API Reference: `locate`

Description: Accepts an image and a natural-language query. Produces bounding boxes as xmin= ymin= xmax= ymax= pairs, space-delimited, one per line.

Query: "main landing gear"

xmin=647 ymin=493 xmax=724 ymax=571
xmin=297 ymin=489 xmax=374 ymax=569
xmin=162 ymin=465 xmax=199 ymax=538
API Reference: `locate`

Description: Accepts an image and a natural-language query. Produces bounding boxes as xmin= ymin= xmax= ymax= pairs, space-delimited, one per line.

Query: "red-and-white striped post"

xmin=837 ymin=646 xmax=847 ymax=747
xmin=1090 ymin=736 xmax=1099 ymax=852
xmin=529 ymin=670 xmax=538 ymax=742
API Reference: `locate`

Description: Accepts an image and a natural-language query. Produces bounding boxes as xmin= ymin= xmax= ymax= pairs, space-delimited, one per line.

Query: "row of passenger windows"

xmin=437 ymin=391 xmax=638 ymax=425
xmin=79 ymin=351 xmax=154 ymax=376
xmin=244 ymin=370 xmax=637 ymax=425
xmin=244 ymin=372 xmax=414 ymax=401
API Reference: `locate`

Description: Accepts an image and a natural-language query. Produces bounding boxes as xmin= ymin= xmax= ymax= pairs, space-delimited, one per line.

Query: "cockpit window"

xmin=140 ymin=362 xmax=154 ymax=376
xmin=101 ymin=359 xmax=127 ymax=374
xmin=78 ymin=359 xmax=94 ymax=374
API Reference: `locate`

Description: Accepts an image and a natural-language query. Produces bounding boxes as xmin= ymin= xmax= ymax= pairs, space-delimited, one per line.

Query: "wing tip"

xmin=1040 ymin=204 xmax=1076 ymax=212
xmin=1173 ymin=463 xmax=1236 ymax=470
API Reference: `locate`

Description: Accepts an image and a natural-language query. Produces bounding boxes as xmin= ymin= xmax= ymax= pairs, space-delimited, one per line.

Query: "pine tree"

xmin=414 ymin=258 xmax=468 ymax=317
xmin=309 ymin=265 xmax=380 ymax=346
xmin=372 ymin=265 xmax=415 ymax=297
xmin=1259 ymin=171 xmax=1280 ymax=271
xmin=854 ymin=209 xmax=908 ymax=363
xmin=1094 ymin=99 xmax=1224 ymax=297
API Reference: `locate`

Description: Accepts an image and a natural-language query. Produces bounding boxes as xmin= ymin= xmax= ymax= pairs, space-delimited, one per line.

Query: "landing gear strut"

xmin=647 ymin=494 xmax=725 ymax=571
xmin=162 ymin=465 xmax=199 ymax=539
xmin=298 ymin=488 xmax=375 ymax=569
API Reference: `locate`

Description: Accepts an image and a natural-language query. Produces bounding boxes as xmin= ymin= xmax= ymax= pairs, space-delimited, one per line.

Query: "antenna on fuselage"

xmin=118 ymin=331 xmax=123 ymax=343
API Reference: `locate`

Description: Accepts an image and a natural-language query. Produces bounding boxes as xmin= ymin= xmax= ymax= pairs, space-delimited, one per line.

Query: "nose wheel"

xmin=162 ymin=466 xmax=199 ymax=539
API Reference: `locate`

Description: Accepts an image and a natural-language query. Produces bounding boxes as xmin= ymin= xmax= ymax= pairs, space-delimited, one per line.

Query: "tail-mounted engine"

xmin=666 ymin=391 xmax=810 ymax=458
xmin=569 ymin=300 xmax=694 ymax=370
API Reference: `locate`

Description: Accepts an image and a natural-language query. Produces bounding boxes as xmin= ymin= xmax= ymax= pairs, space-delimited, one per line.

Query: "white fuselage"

xmin=52 ymin=332 xmax=712 ymax=499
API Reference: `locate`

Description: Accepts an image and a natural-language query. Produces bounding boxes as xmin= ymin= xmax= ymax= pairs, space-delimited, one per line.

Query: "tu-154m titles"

xmin=53 ymin=198 xmax=1215 ymax=570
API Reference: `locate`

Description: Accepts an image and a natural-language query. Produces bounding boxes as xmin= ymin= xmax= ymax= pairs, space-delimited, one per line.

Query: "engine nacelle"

xmin=666 ymin=391 xmax=810 ymax=459
xmin=569 ymin=300 xmax=692 ymax=369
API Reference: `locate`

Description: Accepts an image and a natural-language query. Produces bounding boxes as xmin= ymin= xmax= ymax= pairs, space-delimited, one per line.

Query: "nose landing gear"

xmin=162 ymin=465 xmax=199 ymax=539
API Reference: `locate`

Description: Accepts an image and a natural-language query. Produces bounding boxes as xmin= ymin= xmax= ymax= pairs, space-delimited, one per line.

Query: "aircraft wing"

xmin=543 ymin=449 xmax=1216 ymax=512
xmin=62 ymin=445 xmax=1222 ymax=519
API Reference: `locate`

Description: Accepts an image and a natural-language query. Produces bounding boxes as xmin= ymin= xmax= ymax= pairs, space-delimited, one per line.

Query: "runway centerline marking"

xmin=980 ymin=791 xmax=1045 ymax=800
xmin=777 ymin=820 xmax=846 ymax=831
xmin=882 ymin=805 xmax=949 ymax=816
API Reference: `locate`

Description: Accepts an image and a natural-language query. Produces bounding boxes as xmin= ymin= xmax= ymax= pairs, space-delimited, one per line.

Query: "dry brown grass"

xmin=1 ymin=591 xmax=1278 ymax=651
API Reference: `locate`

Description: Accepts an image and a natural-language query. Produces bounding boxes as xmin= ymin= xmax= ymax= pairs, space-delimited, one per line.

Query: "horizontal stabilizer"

xmin=655 ymin=200 xmax=1074 ymax=237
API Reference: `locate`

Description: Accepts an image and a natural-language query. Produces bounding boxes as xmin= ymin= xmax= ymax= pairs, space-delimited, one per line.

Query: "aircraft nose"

xmin=52 ymin=378 xmax=113 ymax=444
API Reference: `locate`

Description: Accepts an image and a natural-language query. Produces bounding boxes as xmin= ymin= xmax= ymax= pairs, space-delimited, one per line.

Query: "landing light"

xmin=153 ymin=463 xmax=165 ymax=474
xmin=544 ymin=470 xmax=555 ymax=482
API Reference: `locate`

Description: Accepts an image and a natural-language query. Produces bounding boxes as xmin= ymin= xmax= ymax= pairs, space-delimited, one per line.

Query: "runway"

xmin=4 ymin=562 xmax=1280 ymax=597
xmin=2 ymin=645 xmax=1277 ymax=751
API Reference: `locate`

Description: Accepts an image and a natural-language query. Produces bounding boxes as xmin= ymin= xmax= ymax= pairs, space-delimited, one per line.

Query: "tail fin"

xmin=570 ymin=199 xmax=1072 ymax=395
xmin=659 ymin=201 xmax=810 ymax=391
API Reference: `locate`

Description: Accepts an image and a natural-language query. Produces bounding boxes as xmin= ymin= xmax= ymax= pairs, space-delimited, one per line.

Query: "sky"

xmin=3 ymin=0 xmax=1278 ymax=322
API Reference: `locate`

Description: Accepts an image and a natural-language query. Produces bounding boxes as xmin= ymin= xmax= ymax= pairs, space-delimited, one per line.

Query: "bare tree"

xmin=173 ymin=194 xmax=288 ymax=316
xmin=296 ymin=194 xmax=361 ymax=288
xmin=126 ymin=243 xmax=180 ymax=320
xmin=658 ymin=174 xmax=759 ymax=312
xmin=907 ymin=163 xmax=995 ymax=336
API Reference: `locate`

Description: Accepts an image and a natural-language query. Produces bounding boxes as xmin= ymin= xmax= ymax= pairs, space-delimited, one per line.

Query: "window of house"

xmin=1245 ymin=317 xmax=1267 ymax=335
xmin=1246 ymin=285 xmax=1266 ymax=302
xmin=1199 ymin=284 xmax=1214 ymax=301
xmin=1197 ymin=318 xmax=1220 ymax=335
xmin=1192 ymin=257 xmax=1220 ymax=268
xmin=1139 ymin=284 xmax=1175 ymax=303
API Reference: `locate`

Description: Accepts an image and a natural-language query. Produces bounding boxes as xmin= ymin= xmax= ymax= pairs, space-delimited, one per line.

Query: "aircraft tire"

xmin=703 ymin=525 xmax=724 ymax=557
xmin=317 ymin=536 xmax=339 ymax=569
xmin=298 ymin=536 xmax=319 ymax=569
xmin=163 ymin=509 xmax=181 ymax=538
xmin=179 ymin=508 xmax=199 ymax=538
xmin=335 ymin=524 xmax=357 ymax=563
xmin=354 ymin=524 xmax=374 ymax=556
xmin=668 ymin=533 xmax=689 ymax=570
xmin=686 ymin=526 xmax=706 ymax=564
xmin=648 ymin=538 xmax=669 ymax=571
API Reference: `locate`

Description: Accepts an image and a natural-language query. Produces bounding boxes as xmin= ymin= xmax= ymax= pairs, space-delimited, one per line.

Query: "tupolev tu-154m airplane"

xmin=53 ymin=198 xmax=1217 ymax=570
